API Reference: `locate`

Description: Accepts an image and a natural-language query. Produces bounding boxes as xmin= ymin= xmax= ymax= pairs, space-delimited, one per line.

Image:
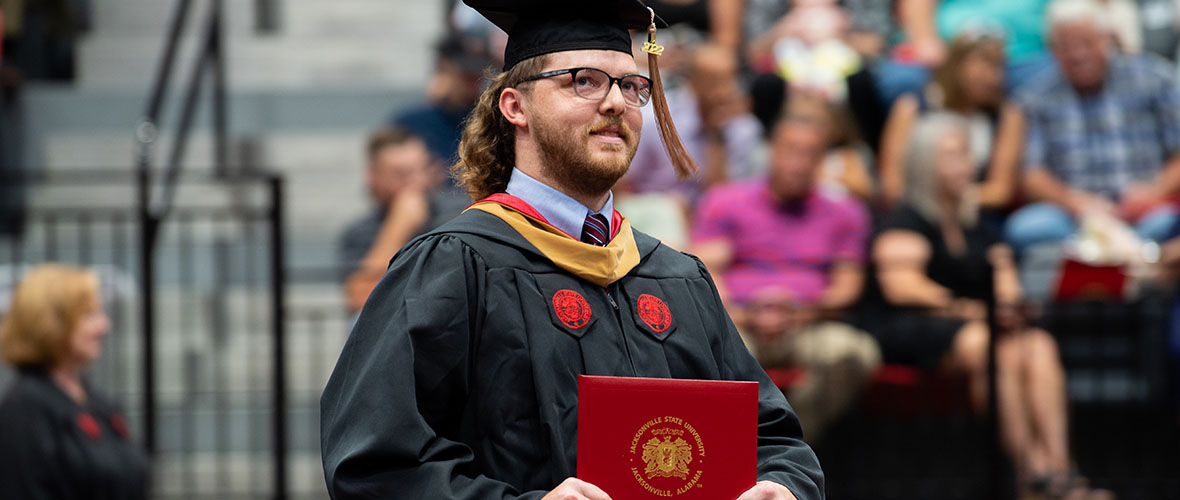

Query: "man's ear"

xmin=499 ymin=87 xmax=529 ymax=127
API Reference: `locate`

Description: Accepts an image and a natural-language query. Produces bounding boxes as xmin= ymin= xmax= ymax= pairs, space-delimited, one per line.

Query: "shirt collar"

xmin=505 ymin=168 xmax=613 ymax=239
xmin=759 ymin=179 xmax=818 ymax=214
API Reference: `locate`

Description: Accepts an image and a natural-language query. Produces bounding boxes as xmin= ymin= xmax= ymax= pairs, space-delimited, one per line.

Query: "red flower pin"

xmin=77 ymin=413 xmax=102 ymax=440
xmin=110 ymin=414 xmax=130 ymax=440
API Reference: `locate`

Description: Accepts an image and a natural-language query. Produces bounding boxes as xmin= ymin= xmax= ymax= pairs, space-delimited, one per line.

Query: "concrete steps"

xmin=77 ymin=0 xmax=443 ymax=91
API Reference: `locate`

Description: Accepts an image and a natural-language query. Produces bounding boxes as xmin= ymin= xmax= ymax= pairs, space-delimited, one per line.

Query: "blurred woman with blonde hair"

xmin=862 ymin=114 xmax=1111 ymax=499
xmin=0 ymin=263 xmax=148 ymax=499
xmin=878 ymin=30 xmax=1025 ymax=215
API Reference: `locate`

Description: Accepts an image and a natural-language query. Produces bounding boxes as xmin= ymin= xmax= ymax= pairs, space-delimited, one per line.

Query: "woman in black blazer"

xmin=0 ymin=264 xmax=149 ymax=500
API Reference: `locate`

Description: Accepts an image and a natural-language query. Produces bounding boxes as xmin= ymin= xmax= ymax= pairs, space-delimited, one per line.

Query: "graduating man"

xmin=320 ymin=1 xmax=823 ymax=499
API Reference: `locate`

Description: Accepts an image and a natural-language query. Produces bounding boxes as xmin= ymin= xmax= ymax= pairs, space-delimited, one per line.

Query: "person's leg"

xmin=995 ymin=331 xmax=1038 ymax=482
xmin=1019 ymin=328 xmax=1117 ymax=499
xmin=1134 ymin=205 xmax=1179 ymax=242
xmin=869 ymin=59 xmax=930 ymax=108
xmin=1020 ymin=328 xmax=1071 ymax=474
xmin=787 ymin=322 xmax=882 ymax=441
xmin=1003 ymin=202 xmax=1078 ymax=256
xmin=946 ymin=321 xmax=991 ymax=411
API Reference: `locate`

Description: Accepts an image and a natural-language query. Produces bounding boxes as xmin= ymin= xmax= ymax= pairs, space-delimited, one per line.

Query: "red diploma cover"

xmin=577 ymin=375 xmax=758 ymax=499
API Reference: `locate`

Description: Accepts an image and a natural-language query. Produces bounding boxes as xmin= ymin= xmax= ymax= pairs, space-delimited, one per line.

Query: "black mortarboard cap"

xmin=462 ymin=0 xmax=667 ymax=70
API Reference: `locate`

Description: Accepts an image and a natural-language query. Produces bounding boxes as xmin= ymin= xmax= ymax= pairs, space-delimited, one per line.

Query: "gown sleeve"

xmin=319 ymin=235 xmax=545 ymax=500
xmin=0 ymin=383 xmax=70 ymax=500
xmin=690 ymin=257 xmax=826 ymax=500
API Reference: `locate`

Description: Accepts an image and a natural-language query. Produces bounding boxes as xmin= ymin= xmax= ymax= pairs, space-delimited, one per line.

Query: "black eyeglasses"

xmin=518 ymin=67 xmax=653 ymax=107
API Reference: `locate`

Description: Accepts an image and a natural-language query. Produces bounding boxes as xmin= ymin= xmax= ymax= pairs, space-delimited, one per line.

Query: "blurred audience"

xmin=693 ymin=114 xmax=880 ymax=441
xmin=643 ymin=0 xmax=745 ymax=53
xmin=788 ymin=95 xmax=874 ymax=202
xmin=627 ymin=39 xmax=762 ymax=201
xmin=0 ymin=264 xmax=149 ymax=500
xmin=879 ymin=32 xmax=1024 ymax=216
xmin=860 ymin=114 xmax=1110 ymax=499
xmin=1005 ymin=0 xmax=1180 ymax=254
xmin=388 ymin=31 xmax=495 ymax=173
xmin=747 ymin=0 xmax=861 ymax=101
xmin=622 ymin=38 xmax=762 ymax=247
xmin=338 ymin=127 xmax=466 ymax=314
xmin=880 ymin=0 xmax=1054 ymax=104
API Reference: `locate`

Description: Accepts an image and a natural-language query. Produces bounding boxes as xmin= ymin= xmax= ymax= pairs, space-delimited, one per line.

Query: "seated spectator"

xmin=338 ymin=128 xmax=467 ymax=314
xmin=879 ymin=31 xmax=1023 ymax=216
xmin=1005 ymin=0 xmax=1180 ymax=254
xmin=626 ymin=40 xmax=763 ymax=202
xmin=747 ymin=0 xmax=861 ymax=101
xmin=744 ymin=0 xmax=898 ymax=62
xmin=880 ymin=0 xmax=1054 ymax=104
xmin=862 ymin=113 xmax=1111 ymax=499
xmin=621 ymin=38 xmax=761 ymax=247
xmin=0 ymin=264 xmax=149 ymax=499
xmin=389 ymin=31 xmax=494 ymax=172
xmin=788 ymin=94 xmax=875 ymax=202
xmin=693 ymin=115 xmax=881 ymax=441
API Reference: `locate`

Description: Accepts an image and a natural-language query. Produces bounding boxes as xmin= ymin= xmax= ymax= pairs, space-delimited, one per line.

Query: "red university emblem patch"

xmin=552 ymin=289 xmax=592 ymax=329
xmin=637 ymin=294 xmax=672 ymax=333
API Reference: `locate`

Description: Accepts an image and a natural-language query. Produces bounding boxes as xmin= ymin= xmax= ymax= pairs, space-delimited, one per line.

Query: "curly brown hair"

xmin=451 ymin=55 xmax=549 ymax=200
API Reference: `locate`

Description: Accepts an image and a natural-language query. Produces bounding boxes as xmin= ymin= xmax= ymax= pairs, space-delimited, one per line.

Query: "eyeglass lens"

xmin=571 ymin=68 xmax=652 ymax=106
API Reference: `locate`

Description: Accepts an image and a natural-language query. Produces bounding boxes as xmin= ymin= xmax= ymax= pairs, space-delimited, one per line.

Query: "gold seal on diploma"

xmin=628 ymin=416 xmax=706 ymax=496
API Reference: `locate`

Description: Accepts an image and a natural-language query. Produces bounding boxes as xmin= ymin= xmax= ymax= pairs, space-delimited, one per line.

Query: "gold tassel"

xmin=642 ymin=7 xmax=698 ymax=179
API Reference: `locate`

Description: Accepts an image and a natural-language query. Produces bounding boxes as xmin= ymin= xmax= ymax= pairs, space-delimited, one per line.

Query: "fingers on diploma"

xmin=545 ymin=477 xmax=614 ymax=500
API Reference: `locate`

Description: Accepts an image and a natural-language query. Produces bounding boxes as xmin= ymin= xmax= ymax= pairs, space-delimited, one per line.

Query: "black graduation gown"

xmin=0 ymin=371 xmax=150 ymax=500
xmin=320 ymin=209 xmax=824 ymax=499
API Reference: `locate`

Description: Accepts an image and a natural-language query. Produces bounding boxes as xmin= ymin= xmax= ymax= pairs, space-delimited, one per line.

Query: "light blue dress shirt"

xmin=505 ymin=168 xmax=613 ymax=240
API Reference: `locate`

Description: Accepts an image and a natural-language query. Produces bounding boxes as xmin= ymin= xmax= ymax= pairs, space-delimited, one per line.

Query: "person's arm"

xmin=1119 ymin=152 xmax=1180 ymax=221
xmin=1018 ymin=95 xmax=1113 ymax=216
xmin=709 ymin=0 xmax=745 ymax=54
xmin=819 ymin=261 xmax=864 ymax=312
xmin=836 ymin=147 xmax=875 ymax=202
xmin=820 ymin=200 xmax=870 ymax=312
xmin=896 ymin=0 xmax=945 ymax=66
xmin=978 ymin=102 xmax=1025 ymax=209
xmin=343 ymin=189 xmax=431 ymax=312
xmin=872 ymin=229 xmax=954 ymax=309
xmin=693 ymin=239 xmax=734 ymax=280
xmin=324 ymin=235 xmax=559 ymax=499
xmin=988 ymin=244 xmax=1022 ymax=304
xmin=988 ymin=243 xmax=1028 ymax=332
xmin=877 ymin=94 xmax=920 ymax=208
xmin=690 ymin=188 xmax=740 ymax=305
xmin=1024 ymin=168 xmax=1112 ymax=217
xmin=1124 ymin=64 xmax=1180 ymax=217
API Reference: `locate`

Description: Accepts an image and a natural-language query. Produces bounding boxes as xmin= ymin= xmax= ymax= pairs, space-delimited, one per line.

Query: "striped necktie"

xmin=581 ymin=213 xmax=610 ymax=246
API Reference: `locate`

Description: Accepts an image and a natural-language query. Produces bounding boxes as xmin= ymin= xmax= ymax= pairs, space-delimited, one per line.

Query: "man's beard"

xmin=532 ymin=115 xmax=638 ymax=199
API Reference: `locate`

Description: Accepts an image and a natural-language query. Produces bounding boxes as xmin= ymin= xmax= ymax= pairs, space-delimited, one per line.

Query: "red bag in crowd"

xmin=1053 ymin=258 xmax=1127 ymax=302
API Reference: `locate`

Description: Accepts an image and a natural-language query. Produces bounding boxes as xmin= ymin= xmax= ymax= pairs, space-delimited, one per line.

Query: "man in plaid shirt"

xmin=1005 ymin=0 xmax=1180 ymax=253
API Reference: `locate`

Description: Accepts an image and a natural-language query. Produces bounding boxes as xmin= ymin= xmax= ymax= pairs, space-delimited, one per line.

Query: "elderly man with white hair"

xmin=1004 ymin=0 xmax=1180 ymax=255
